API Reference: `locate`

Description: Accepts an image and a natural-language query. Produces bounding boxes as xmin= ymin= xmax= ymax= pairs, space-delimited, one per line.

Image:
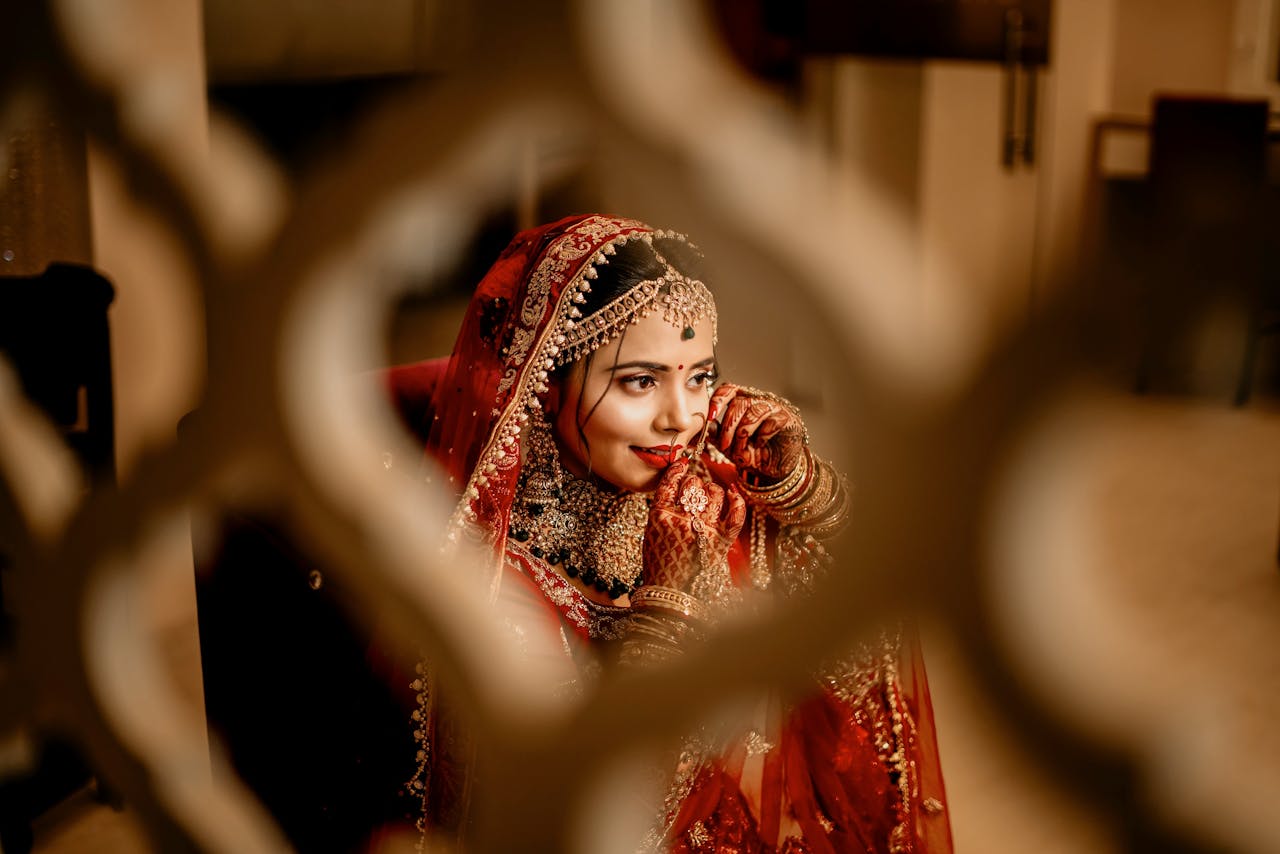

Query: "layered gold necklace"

xmin=507 ymin=414 xmax=648 ymax=600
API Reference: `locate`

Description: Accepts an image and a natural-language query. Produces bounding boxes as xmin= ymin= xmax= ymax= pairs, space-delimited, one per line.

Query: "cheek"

xmin=551 ymin=382 xmax=631 ymax=458
xmin=583 ymin=397 xmax=651 ymax=447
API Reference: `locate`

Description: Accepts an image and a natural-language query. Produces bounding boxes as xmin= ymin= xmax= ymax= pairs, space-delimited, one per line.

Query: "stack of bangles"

xmin=620 ymin=586 xmax=709 ymax=665
xmin=738 ymin=448 xmax=851 ymax=539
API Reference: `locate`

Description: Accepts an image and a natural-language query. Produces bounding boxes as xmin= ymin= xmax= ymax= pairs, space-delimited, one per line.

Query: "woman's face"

xmin=553 ymin=311 xmax=717 ymax=493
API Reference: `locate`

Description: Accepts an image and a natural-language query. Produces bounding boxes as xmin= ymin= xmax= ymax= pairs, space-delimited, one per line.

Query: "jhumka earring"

xmin=518 ymin=408 xmax=563 ymax=516
xmin=507 ymin=408 xmax=647 ymax=600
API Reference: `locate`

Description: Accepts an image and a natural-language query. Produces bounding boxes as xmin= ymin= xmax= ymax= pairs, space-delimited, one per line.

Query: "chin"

xmin=630 ymin=476 xmax=662 ymax=495
xmin=599 ymin=466 xmax=661 ymax=495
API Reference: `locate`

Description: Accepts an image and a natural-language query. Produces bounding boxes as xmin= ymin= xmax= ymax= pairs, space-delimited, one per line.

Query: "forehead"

xmin=603 ymin=312 xmax=716 ymax=367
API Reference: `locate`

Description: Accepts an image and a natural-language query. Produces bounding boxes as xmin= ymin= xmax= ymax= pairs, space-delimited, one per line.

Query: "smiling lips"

xmin=632 ymin=444 xmax=683 ymax=468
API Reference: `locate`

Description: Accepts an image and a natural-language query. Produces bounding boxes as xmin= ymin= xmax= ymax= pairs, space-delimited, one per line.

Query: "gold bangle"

xmin=627 ymin=612 xmax=701 ymax=645
xmin=738 ymin=448 xmax=812 ymax=508
xmin=620 ymin=610 xmax=704 ymax=666
xmin=774 ymin=463 xmax=825 ymax=522
xmin=805 ymin=493 xmax=851 ymax=539
xmin=773 ymin=458 xmax=834 ymax=525
xmin=629 ymin=585 xmax=711 ymax=623
xmin=628 ymin=612 xmax=701 ymax=644
xmin=619 ymin=638 xmax=681 ymax=666
xmin=781 ymin=466 xmax=851 ymax=538
xmin=740 ymin=466 xmax=804 ymax=503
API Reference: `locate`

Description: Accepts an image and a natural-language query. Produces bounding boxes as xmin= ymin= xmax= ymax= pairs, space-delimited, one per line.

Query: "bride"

xmin=394 ymin=214 xmax=952 ymax=852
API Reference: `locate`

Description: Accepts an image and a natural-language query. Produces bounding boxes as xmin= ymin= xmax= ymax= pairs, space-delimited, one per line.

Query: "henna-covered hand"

xmin=643 ymin=458 xmax=746 ymax=592
xmin=708 ymin=384 xmax=806 ymax=483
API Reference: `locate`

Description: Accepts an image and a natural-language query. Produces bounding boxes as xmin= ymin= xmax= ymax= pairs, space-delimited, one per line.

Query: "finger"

xmin=735 ymin=401 xmax=782 ymax=455
xmin=721 ymin=486 xmax=747 ymax=534
xmin=653 ymin=458 xmax=690 ymax=507
xmin=730 ymin=413 xmax=768 ymax=465
xmin=708 ymin=384 xmax=739 ymax=423
xmin=716 ymin=397 xmax=752 ymax=453
xmin=736 ymin=401 xmax=779 ymax=438
xmin=691 ymin=406 xmax=714 ymax=452
xmin=751 ymin=413 xmax=790 ymax=448
xmin=753 ymin=422 xmax=783 ymax=449
xmin=727 ymin=400 xmax=779 ymax=461
xmin=762 ymin=418 xmax=807 ymax=469
xmin=711 ymin=398 xmax=736 ymax=450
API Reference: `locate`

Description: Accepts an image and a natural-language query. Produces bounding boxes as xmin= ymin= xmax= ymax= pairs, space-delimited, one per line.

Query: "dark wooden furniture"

xmin=1090 ymin=97 xmax=1278 ymax=403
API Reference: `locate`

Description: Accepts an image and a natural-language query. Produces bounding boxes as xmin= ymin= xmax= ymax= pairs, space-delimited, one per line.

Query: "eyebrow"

xmin=603 ymin=356 xmax=717 ymax=373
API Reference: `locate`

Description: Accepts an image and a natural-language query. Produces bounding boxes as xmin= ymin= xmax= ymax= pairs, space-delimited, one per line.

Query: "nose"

xmin=654 ymin=385 xmax=699 ymax=438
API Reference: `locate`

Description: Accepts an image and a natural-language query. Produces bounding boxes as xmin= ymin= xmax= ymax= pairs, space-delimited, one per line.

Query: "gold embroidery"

xmin=451 ymin=217 xmax=657 ymax=541
xmin=743 ymin=729 xmax=775 ymax=756
xmin=510 ymin=545 xmax=590 ymax=631
xmin=686 ymin=820 xmax=710 ymax=848
xmin=408 ymin=661 xmax=433 ymax=842
xmin=880 ymin=627 xmax=919 ymax=853
xmin=512 ymin=543 xmax=631 ymax=641
xmin=775 ymin=525 xmax=834 ymax=595
xmin=637 ymin=731 xmax=715 ymax=853
xmin=816 ymin=628 xmax=923 ymax=850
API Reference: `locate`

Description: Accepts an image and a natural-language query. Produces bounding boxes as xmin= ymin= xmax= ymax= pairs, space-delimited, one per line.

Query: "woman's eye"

xmin=621 ymin=374 xmax=657 ymax=390
xmin=690 ymin=371 xmax=718 ymax=388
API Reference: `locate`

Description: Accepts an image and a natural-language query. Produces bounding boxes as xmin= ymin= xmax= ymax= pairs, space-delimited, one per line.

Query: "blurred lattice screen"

xmin=2 ymin=1 xmax=1280 ymax=853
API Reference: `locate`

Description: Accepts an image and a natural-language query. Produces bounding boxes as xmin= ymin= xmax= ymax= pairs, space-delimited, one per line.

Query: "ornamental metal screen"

xmin=2 ymin=2 xmax=1278 ymax=853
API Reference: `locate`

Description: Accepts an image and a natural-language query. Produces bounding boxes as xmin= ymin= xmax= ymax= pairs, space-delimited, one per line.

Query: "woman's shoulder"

xmin=504 ymin=542 xmax=630 ymax=641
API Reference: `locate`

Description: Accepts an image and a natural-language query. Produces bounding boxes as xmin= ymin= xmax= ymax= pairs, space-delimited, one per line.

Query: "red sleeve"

xmin=382 ymin=357 xmax=450 ymax=444
xmin=900 ymin=636 xmax=954 ymax=852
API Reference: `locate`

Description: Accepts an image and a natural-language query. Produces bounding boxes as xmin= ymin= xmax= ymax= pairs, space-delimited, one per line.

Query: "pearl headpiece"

xmin=555 ymin=242 xmax=718 ymax=367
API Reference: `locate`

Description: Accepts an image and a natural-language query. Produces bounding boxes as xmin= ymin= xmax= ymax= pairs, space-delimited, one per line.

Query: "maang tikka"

xmin=554 ymin=242 xmax=718 ymax=369
xmin=507 ymin=408 xmax=648 ymax=600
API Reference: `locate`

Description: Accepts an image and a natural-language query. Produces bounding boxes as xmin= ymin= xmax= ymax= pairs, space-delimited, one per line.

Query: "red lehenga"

xmin=391 ymin=214 xmax=953 ymax=853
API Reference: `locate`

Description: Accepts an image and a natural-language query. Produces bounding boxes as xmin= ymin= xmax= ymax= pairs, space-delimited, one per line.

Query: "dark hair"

xmin=554 ymin=236 xmax=709 ymax=472
xmin=576 ymin=236 xmax=705 ymax=317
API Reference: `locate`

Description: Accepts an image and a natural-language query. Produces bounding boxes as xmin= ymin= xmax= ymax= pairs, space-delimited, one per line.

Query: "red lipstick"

xmin=632 ymin=444 xmax=682 ymax=468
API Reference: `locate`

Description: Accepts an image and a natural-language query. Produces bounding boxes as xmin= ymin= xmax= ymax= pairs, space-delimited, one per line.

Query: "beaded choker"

xmin=507 ymin=413 xmax=648 ymax=600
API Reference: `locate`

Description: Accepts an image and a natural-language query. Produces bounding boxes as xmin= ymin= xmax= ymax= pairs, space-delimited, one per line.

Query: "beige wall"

xmin=84 ymin=0 xmax=209 ymax=733
xmin=814 ymin=1 xmax=1124 ymax=362
xmin=1228 ymin=0 xmax=1280 ymax=102
xmin=819 ymin=0 xmax=1252 ymax=333
xmin=1111 ymin=0 xmax=1235 ymax=115
xmin=203 ymin=0 xmax=464 ymax=82
xmin=85 ymin=0 xmax=208 ymax=476
xmin=1033 ymin=0 xmax=1118 ymax=294
xmin=810 ymin=3 xmax=1266 ymax=851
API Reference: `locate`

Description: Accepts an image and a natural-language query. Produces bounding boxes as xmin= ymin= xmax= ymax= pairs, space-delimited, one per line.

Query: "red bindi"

xmin=678 ymin=364 xmax=684 ymax=370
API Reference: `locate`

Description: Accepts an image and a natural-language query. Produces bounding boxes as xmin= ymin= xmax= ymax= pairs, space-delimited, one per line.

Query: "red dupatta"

xmin=418 ymin=214 xmax=665 ymax=591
